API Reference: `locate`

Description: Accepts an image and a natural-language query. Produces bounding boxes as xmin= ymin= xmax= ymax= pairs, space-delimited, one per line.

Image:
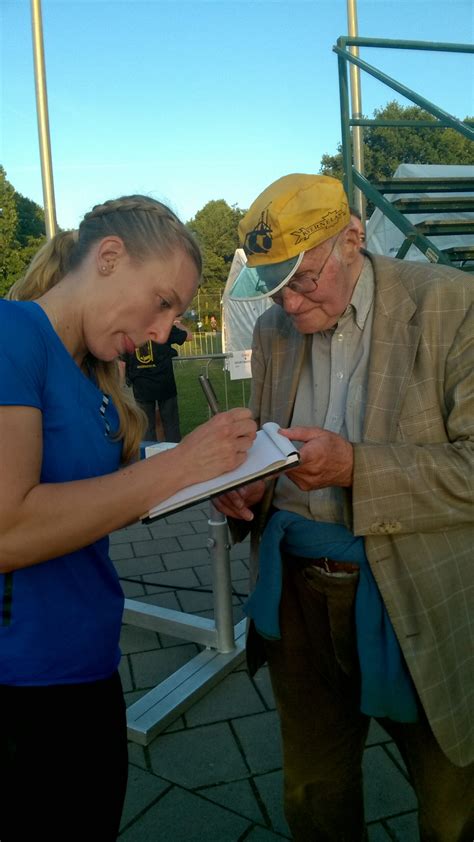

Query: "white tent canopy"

xmin=221 ymin=248 xmax=272 ymax=360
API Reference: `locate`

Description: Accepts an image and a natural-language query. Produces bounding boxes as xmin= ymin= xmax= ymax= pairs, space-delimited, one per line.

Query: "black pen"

xmin=198 ymin=374 xmax=220 ymax=416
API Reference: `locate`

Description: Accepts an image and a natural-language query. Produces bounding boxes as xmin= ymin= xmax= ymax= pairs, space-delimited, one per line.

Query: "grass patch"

xmin=173 ymin=357 xmax=251 ymax=436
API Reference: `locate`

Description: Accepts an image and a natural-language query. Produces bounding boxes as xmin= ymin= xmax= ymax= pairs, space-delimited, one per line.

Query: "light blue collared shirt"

xmin=273 ymin=256 xmax=375 ymax=526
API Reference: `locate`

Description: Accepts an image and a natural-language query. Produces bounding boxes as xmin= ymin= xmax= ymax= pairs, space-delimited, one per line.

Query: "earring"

xmin=100 ymin=262 xmax=114 ymax=274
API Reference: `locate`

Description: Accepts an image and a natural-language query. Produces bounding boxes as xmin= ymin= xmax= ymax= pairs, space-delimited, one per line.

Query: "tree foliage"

xmin=15 ymin=192 xmax=46 ymax=246
xmin=187 ymin=199 xmax=245 ymax=290
xmin=320 ymin=100 xmax=474 ymax=190
xmin=0 ymin=166 xmax=46 ymax=297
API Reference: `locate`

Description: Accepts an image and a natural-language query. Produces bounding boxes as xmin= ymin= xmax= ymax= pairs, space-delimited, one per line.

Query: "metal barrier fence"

xmin=175 ymin=330 xmax=222 ymax=358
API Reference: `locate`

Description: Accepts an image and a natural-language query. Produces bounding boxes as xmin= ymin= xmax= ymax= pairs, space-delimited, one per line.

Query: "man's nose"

xmin=281 ymin=287 xmax=303 ymax=313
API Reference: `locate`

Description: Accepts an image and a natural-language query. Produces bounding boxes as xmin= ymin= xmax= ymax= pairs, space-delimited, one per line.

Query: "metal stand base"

xmin=125 ymin=503 xmax=247 ymax=745
xmin=125 ymin=619 xmax=246 ymax=745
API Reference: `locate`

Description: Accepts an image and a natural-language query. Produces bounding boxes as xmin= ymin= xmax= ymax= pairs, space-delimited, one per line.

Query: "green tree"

xmin=15 ymin=192 xmax=46 ymax=247
xmin=0 ymin=166 xmax=22 ymax=297
xmin=187 ymin=199 xmax=245 ymax=290
xmin=320 ymin=100 xmax=474 ymax=191
xmin=0 ymin=167 xmax=46 ymax=297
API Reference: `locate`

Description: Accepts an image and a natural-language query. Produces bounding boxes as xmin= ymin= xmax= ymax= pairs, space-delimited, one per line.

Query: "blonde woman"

xmin=0 ymin=195 xmax=256 ymax=840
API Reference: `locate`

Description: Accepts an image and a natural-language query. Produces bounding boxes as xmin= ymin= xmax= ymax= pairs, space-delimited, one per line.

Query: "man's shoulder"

xmin=371 ymin=252 xmax=472 ymax=290
xmin=256 ymin=303 xmax=292 ymax=332
xmin=370 ymin=253 xmax=473 ymax=309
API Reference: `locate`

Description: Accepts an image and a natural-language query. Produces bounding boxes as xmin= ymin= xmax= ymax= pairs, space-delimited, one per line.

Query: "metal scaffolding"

xmin=334 ymin=35 xmax=474 ymax=269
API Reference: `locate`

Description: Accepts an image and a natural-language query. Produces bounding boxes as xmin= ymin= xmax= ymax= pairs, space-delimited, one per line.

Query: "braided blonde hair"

xmin=7 ymin=195 xmax=202 ymax=463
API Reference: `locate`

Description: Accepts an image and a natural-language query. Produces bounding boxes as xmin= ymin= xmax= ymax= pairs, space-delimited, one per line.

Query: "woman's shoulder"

xmin=0 ymin=300 xmax=50 ymax=367
xmin=0 ymin=301 xmax=49 ymax=403
xmin=1 ymin=298 xmax=41 ymax=326
xmin=0 ymin=299 xmax=48 ymax=339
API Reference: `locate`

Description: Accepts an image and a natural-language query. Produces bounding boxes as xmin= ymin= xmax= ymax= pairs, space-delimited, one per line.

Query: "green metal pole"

xmin=333 ymin=45 xmax=474 ymax=142
xmin=336 ymin=41 xmax=354 ymax=203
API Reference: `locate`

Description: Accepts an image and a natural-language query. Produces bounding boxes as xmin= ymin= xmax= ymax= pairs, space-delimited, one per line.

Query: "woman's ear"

xmin=96 ymin=237 xmax=125 ymax=275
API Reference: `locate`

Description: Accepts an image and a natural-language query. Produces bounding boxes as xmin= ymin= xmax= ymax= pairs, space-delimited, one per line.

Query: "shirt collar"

xmin=346 ymin=256 xmax=374 ymax=330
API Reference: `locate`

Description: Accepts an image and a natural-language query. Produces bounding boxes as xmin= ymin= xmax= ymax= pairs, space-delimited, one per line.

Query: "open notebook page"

xmin=143 ymin=422 xmax=299 ymax=521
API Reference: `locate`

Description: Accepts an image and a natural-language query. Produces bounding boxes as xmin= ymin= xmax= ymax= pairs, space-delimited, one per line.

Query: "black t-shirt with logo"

xmin=124 ymin=325 xmax=187 ymax=402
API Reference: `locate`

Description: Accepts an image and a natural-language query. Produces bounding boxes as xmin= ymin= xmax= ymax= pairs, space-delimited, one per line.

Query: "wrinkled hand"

xmin=177 ymin=408 xmax=257 ymax=485
xmin=279 ymin=426 xmax=353 ymax=491
xmin=213 ymin=479 xmax=267 ymax=521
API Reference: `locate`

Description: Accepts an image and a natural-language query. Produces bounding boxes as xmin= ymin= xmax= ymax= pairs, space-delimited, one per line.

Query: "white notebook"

xmin=142 ymin=422 xmax=300 ymax=522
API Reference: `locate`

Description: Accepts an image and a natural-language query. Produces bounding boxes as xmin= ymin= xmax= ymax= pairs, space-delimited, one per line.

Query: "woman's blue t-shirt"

xmin=0 ymin=300 xmax=125 ymax=685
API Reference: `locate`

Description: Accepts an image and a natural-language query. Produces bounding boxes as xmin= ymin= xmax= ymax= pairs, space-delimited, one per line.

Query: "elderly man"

xmin=216 ymin=174 xmax=473 ymax=842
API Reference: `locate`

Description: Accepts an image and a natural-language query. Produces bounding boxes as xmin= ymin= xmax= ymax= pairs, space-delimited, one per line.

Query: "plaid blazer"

xmin=243 ymin=253 xmax=473 ymax=767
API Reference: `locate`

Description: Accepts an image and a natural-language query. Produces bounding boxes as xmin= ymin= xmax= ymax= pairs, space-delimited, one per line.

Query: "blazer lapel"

xmin=272 ymin=326 xmax=309 ymax=427
xmin=363 ymin=257 xmax=421 ymax=443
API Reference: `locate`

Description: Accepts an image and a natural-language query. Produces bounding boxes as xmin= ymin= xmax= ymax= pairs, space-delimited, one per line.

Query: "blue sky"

xmin=1 ymin=0 xmax=473 ymax=229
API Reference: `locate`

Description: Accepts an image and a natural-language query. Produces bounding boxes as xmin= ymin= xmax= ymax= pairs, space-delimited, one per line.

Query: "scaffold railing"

xmin=334 ymin=36 xmax=474 ymax=269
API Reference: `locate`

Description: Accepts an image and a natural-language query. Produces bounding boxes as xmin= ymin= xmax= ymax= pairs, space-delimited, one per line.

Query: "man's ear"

xmin=96 ymin=237 xmax=126 ymax=274
xmin=341 ymin=224 xmax=362 ymax=262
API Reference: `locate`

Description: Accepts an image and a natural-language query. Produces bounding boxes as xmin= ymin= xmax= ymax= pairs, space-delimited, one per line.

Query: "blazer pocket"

xmin=397 ymin=405 xmax=447 ymax=443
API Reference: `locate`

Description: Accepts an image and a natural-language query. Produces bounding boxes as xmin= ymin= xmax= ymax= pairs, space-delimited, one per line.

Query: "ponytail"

xmin=6 ymin=230 xmax=77 ymax=301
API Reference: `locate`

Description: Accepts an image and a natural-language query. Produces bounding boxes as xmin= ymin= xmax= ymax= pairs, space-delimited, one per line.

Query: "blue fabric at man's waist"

xmin=244 ymin=510 xmax=418 ymax=723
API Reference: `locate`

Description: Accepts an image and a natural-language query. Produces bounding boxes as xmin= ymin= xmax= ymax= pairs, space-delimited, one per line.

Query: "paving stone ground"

xmin=111 ymin=505 xmax=420 ymax=841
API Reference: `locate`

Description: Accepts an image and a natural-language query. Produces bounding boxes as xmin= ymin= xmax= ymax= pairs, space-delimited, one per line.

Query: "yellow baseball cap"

xmin=230 ymin=174 xmax=350 ymax=300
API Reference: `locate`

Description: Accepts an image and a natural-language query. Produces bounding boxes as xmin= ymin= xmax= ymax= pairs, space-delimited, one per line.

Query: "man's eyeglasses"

xmin=271 ymin=234 xmax=340 ymax=306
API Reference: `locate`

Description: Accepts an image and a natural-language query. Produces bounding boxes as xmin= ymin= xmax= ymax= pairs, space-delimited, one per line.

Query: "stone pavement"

xmin=111 ymin=504 xmax=421 ymax=841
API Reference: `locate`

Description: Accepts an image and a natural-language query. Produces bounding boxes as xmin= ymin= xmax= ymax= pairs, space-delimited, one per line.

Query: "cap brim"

xmin=228 ymin=252 xmax=304 ymax=300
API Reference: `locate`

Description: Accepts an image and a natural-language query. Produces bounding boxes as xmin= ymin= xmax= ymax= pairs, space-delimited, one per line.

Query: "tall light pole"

xmin=346 ymin=0 xmax=366 ymax=220
xmin=31 ymin=0 xmax=57 ymax=239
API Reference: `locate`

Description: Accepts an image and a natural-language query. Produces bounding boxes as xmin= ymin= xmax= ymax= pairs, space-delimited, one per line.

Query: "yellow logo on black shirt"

xmin=135 ymin=341 xmax=154 ymax=365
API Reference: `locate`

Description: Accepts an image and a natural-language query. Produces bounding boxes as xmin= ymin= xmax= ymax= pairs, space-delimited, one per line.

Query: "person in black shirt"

xmin=124 ymin=323 xmax=190 ymax=442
